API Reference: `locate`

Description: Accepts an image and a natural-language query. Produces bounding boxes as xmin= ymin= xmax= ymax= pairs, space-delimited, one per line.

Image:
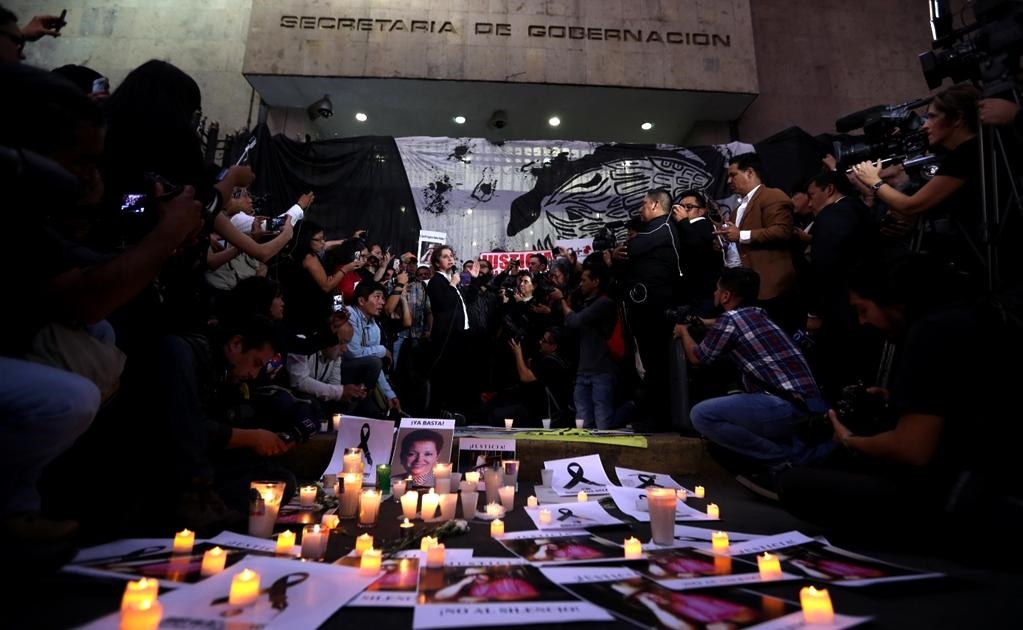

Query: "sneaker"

xmin=735 ymin=472 xmax=780 ymax=502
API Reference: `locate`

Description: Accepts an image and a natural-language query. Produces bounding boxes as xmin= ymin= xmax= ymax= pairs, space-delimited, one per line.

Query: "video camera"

xmin=593 ymin=220 xmax=625 ymax=252
xmin=831 ymin=98 xmax=931 ymax=168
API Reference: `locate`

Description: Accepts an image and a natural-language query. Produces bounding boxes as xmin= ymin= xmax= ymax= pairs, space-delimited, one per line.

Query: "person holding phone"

xmin=0 ymin=7 xmax=67 ymax=64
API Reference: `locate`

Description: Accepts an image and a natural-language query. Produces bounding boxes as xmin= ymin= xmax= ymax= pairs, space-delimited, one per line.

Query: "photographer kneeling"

xmin=484 ymin=327 xmax=573 ymax=427
xmin=776 ymin=254 xmax=1023 ymax=544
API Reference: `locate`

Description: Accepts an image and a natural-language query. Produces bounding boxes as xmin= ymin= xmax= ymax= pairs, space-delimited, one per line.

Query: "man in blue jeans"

xmin=551 ymin=264 xmax=617 ymax=428
xmin=674 ymin=267 xmax=833 ymax=465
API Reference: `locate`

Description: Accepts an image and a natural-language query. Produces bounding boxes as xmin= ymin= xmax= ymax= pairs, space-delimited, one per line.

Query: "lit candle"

xmin=343 ymin=447 xmax=364 ymax=475
xmin=249 ymin=481 xmax=285 ymax=538
xmin=376 ymin=464 xmax=391 ymax=491
xmin=706 ymin=503 xmax=720 ymax=519
xmin=355 ymin=533 xmax=374 ymax=556
xmin=464 ymin=471 xmax=481 ymax=486
xmin=275 ymin=530 xmax=296 ymax=555
xmin=340 ymin=472 xmax=362 ymax=518
xmin=300 ymin=485 xmax=317 ymax=507
xmin=391 ymin=477 xmax=407 ymax=502
xmin=401 ymin=489 xmax=419 ymax=520
xmin=485 ymin=502 xmax=502 ymax=518
xmin=538 ymin=508 xmax=553 ymax=526
xmin=676 ymin=489 xmax=688 ymax=502
xmin=229 ymin=568 xmax=261 ymax=606
xmin=758 ymin=552 xmax=783 ymax=580
xmin=800 ymin=586 xmax=835 ymax=624
xmin=460 ymin=487 xmax=479 ymax=517
xmin=711 ymin=531 xmax=729 ymax=554
xmin=577 ymin=490 xmax=588 ymax=502
xmin=200 ymin=546 xmax=227 ymax=576
xmin=491 ymin=518 xmax=505 ymax=537
xmin=321 ymin=514 xmax=340 ymax=530
xmin=433 ymin=463 xmax=453 ymax=494
xmin=400 ymin=517 xmax=415 ymax=538
xmin=172 ymin=529 xmax=195 ymax=555
xmin=426 ymin=543 xmax=446 ymax=568
xmin=360 ymin=548 xmax=382 ymax=575
xmin=420 ymin=535 xmax=438 ymax=551
xmin=120 ymin=599 xmax=162 ymax=630
xmin=527 ymin=495 xmax=538 ymax=508
xmin=421 ymin=488 xmax=440 ymax=520
xmin=300 ymin=524 xmax=328 ymax=560
xmin=438 ymin=492 xmax=459 ymax=521
xmin=358 ymin=488 xmax=382 ymax=528
xmin=694 ymin=485 xmax=706 ymax=499
xmin=121 ymin=578 xmax=159 ymax=610
xmin=504 ymin=417 xmax=514 ymax=429
xmin=332 ymin=413 xmax=342 ymax=431
xmin=498 ymin=485 xmax=515 ymax=511
xmin=624 ymin=536 xmax=643 ymax=559
xmin=484 ymin=467 xmax=503 ymax=504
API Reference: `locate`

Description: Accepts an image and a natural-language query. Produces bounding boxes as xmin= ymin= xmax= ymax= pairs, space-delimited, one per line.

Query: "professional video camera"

xmin=791 ymin=381 xmax=895 ymax=444
xmin=593 ymin=220 xmax=624 ymax=252
xmin=920 ymin=0 xmax=1023 ymax=93
xmin=830 ymin=98 xmax=931 ymax=168
xmin=665 ymin=304 xmax=707 ymax=341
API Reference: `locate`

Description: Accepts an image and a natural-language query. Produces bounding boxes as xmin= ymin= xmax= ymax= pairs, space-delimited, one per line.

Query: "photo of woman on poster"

xmin=394 ymin=429 xmax=445 ymax=486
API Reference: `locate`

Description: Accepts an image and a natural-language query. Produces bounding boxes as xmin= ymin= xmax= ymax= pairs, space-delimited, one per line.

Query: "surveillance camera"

xmin=307 ymin=95 xmax=334 ymax=120
xmin=488 ymin=110 xmax=508 ymax=130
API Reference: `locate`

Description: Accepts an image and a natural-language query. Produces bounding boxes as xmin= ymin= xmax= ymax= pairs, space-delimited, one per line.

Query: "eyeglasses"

xmin=680 ymin=203 xmax=704 ymax=210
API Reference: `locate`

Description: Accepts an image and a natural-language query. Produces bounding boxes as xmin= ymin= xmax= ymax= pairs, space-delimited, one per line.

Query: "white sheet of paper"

xmin=65 ymin=538 xmax=208 ymax=584
xmin=606 ymin=485 xmax=711 ymax=522
xmin=544 ymin=453 xmax=613 ymax=496
xmin=727 ymin=531 xmax=817 ymax=556
xmin=673 ymin=524 xmax=760 ymax=543
xmin=522 ymin=501 xmax=622 ymax=530
xmin=208 ymin=530 xmax=278 ymax=554
xmin=499 ymin=529 xmax=590 ymax=541
xmin=336 ymin=416 xmax=397 ymax=484
xmin=78 ymin=556 xmax=377 ymax=629
xmin=348 ymin=558 xmax=420 ymax=608
xmin=540 ymin=566 xmax=642 ymax=584
xmin=638 ymin=548 xmax=799 ymax=590
xmin=394 ymin=548 xmax=476 ymax=562
xmin=614 ymin=466 xmax=689 ymax=492
xmin=532 ymin=485 xmax=578 ymax=504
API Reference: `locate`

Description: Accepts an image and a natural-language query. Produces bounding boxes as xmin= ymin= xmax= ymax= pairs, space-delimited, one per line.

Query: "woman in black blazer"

xmin=426 ymin=245 xmax=478 ymax=415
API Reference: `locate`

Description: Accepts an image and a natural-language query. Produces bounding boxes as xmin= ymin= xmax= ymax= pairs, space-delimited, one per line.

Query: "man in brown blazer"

xmin=715 ymin=153 xmax=801 ymax=333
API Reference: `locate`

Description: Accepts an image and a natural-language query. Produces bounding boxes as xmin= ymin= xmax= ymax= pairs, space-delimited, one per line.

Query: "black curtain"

xmin=249 ymin=124 xmax=420 ymax=252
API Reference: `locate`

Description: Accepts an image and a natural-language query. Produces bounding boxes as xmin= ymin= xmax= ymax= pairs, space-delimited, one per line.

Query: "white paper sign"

xmin=498 ymin=532 xmax=625 ymax=566
xmin=523 ymin=501 xmax=623 ymax=530
xmin=544 ymin=453 xmax=613 ymax=496
xmin=346 ymin=557 xmax=420 ymax=608
xmin=637 ymin=547 xmax=798 ymax=590
xmin=207 ymin=530 xmax=278 ymax=554
xmin=336 ymin=416 xmax=396 ymax=484
xmin=541 ymin=566 xmax=641 ymax=584
xmin=614 ymin=466 xmax=689 ymax=491
xmin=606 ymin=485 xmax=712 ymax=522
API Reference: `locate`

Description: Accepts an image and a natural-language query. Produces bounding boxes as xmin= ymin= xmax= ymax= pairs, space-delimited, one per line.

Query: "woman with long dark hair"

xmin=282 ymin=220 xmax=364 ymax=336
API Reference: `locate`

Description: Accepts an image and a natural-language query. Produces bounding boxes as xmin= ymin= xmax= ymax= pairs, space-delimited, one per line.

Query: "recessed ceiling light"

xmin=453 ymin=115 xmax=466 ymax=124
xmin=355 ymin=112 xmax=368 ymax=122
xmin=466 ymin=208 xmax=473 ymax=215
xmin=548 ymin=116 xmax=561 ymax=127
xmin=641 ymin=122 xmax=653 ymax=130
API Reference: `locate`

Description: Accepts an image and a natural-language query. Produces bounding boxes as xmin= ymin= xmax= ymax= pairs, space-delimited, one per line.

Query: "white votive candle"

xmin=200 ymin=546 xmax=227 ymax=576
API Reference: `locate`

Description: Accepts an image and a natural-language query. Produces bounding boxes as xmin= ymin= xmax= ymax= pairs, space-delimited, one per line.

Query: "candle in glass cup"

xmin=300 ymin=485 xmax=317 ymax=507
xmin=800 ymin=586 xmax=835 ymax=624
xmin=504 ymin=418 xmax=514 ymax=429
xmin=340 ymin=472 xmax=362 ymax=518
xmin=172 ymin=529 xmax=194 ymax=555
xmin=464 ymin=470 xmax=481 ymax=486
xmin=711 ymin=531 xmax=729 ymax=554
xmin=502 ymin=459 xmax=519 ymax=487
xmin=200 ymin=547 xmax=227 ymax=576
xmin=460 ymin=489 xmax=479 ymax=517
xmin=332 ymin=413 xmax=342 ymax=431
xmin=122 ymin=578 xmax=159 ymax=610
xmin=343 ymin=447 xmax=364 ymax=475
xmin=483 ymin=467 xmax=503 ymax=504
xmin=438 ymin=492 xmax=458 ymax=521
xmin=647 ymin=488 xmax=677 ymax=546
xmin=229 ymin=568 xmax=261 ymax=606
xmin=758 ymin=553 xmax=783 ymax=580
xmin=538 ymin=508 xmax=553 ymax=526
xmin=322 ymin=473 xmax=338 ymax=496
xmin=275 ymin=530 xmax=296 ymax=555
xmin=433 ymin=463 xmax=453 ymax=494
xmin=392 ymin=477 xmax=407 ymax=502
xmin=421 ymin=488 xmax=440 ymax=520
xmin=376 ymin=464 xmax=391 ymax=492
xmin=354 ymin=533 xmax=374 ymax=556
xmin=706 ymin=503 xmax=720 ymax=519
xmin=360 ymin=548 xmax=382 ymax=575
xmin=624 ymin=537 xmax=643 ymax=559
xmin=358 ymin=488 xmax=382 ymax=528
xmin=401 ymin=490 xmax=419 ymax=520
xmin=300 ymin=524 xmax=328 ymax=560
xmin=491 ymin=518 xmax=505 ymax=537
xmin=540 ymin=468 xmax=554 ymax=488
xmin=426 ymin=543 xmax=446 ymax=568
xmin=249 ymin=481 xmax=285 ymax=538
xmin=120 ymin=599 xmax=162 ymax=630
xmin=498 ymin=485 xmax=515 ymax=511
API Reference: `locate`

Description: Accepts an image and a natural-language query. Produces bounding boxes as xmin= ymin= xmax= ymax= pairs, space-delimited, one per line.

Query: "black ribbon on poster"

xmin=562 ymin=462 xmax=601 ymax=489
xmin=248 ymin=124 xmax=421 ymax=254
xmin=212 ymin=572 xmax=310 ymax=614
xmin=557 ymin=508 xmax=576 ymax=522
xmin=358 ymin=423 xmax=373 ymax=465
xmin=636 ymin=474 xmax=662 ymax=488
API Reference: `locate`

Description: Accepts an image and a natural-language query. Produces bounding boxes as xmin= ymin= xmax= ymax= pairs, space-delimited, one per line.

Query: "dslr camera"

xmin=665 ymin=304 xmax=707 ymax=341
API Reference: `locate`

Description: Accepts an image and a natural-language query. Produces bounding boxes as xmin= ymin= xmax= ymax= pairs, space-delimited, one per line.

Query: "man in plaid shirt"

xmin=675 ymin=267 xmax=833 ymax=465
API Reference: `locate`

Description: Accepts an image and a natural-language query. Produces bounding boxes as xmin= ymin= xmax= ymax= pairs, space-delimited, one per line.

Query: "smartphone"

xmin=120 ymin=193 xmax=146 ymax=215
xmin=332 ymin=294 xmax=345 ymax=312
xmin=266 ymin=353 xmax=284 ymax=373
xmin=268 ymin=215 xmax=287 ymax=231
xmin=392 ymin=258 xmax=402 ymax=271
xmin=91 ymin=77 xmax=109 ymax=95
xmin=56 ymin=9 xmax=68 ymax=30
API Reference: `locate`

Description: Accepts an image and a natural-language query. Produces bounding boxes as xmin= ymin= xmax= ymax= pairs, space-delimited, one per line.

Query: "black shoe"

xmin=735 ymin=471 xmax=780 ymax=502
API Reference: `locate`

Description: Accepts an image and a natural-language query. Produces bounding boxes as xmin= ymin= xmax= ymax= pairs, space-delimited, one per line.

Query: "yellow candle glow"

xmin=757 ymin=552 xmax=783 ymax=580
xmin=504 ymin=418 xmax=514 ymax=429
xmin=577 ymin=490 xmax=588 ymax=502
xmin=321 ymin=514 xmax=340 ymax=530
xmin=421 ymin=488 xmax=440 ymax=520
xmin=623 ymin=536 xmax=643 ymax=559
xmin=275 ymin=530 xmax=296 ymax=555
xmin=120 ymin=599 xmax=162 ymax=630
xmin=121 ymin=577 xmax=159 ymax=610
xmin=229 ymin=568 xmax=261 ymax=607
xmin=485 ymin=502 xmax=502 ymax=517
xmin=498 ymin=485 xmax=515 ymax=511
xmin=401 ymin=489 xmax=420 ymax=520
xmin=172 ymin=529 xmax=195 ymax=555
xmin=426 ymin=543 xmax=446 ymax=568
xmin=355 ymin=533 xmax=374 ymax=556
xmin=360 ymin=548 xmax=382 ymax=575
xmin=358 ymin=488 xmax=382 ymax=527
xmin=800 ymin=586 xmax=835 ymax=624
xmin=343 ymin=449 xmax=364 ymax=475
xmin=694 ymin=485 xmax=706 ymax=498
xmin=420 ymin=535 xmax=438 ymax=551
xmin=527 ymin=495 xmax=538 ymax=508
xmin=711 ymin=531 xmax=729 ymax=554
xmin=538 ymin=508 xmax=553 ymax=526
xmin=464 ymin=471 xmax=481 ymax=485
xmin=676 ymin=489 xmax=688 ymax=502
xmin=200 ymin=546 xmax=227 ymax=576
xmin=332 ymin=413 xmax=342 ymax=431
xmin=300 ymin=485 xmax=317 ymax=507
xmin=491 ymin=518 xmax=505 ymax=537
xmin=706 ymin=503 xmax=720 ymax=519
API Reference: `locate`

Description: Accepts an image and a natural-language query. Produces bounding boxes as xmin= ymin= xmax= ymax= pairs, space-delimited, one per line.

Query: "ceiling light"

xmin=454 ymin=115 xmax=466 ymax=124
xmin=641 ymin=122 xmax=653 ymax=130
xmin=548 ymin=116 xmax=561 ymax=127
xmin=466 ymin=208 xmax=473 ymax=215
xmin=355 ymin=112 xmax=368 ymax=122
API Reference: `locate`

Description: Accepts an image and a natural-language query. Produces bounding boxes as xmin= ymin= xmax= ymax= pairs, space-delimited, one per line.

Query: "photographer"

xmin=282 ymin=221 xmax=364 ymax=337
xmin=850 ymin=84 xmax=983 ymax=284
xmin=500 ymin=328 xmax=573 ymax=427
xmin=287 ymin=313 xmax=370 ymax=412
xmin=777 ymin=253 xmax=1022 ymax=539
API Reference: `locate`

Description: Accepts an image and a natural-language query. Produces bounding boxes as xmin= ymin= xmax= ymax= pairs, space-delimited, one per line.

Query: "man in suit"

xmin=672 ymin=189 xmax=723 ymax=315
xmin=715 ymin=153 xmax=800 ymax=333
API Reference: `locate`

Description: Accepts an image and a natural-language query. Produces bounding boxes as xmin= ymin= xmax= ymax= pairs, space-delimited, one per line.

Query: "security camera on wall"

xmin=307 ymin=95 xmax=334 ymax=120
xmin=487 ymin=110 xmax=508 ymax=130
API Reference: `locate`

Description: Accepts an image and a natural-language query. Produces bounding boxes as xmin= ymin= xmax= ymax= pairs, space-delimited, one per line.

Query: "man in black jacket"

xmin=672 ymin=189 xmax=723 ymax=315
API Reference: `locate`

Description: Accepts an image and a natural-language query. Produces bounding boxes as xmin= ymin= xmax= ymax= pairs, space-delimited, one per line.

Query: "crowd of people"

xmin=2 ymin=4 xmax=1022 ymax=567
